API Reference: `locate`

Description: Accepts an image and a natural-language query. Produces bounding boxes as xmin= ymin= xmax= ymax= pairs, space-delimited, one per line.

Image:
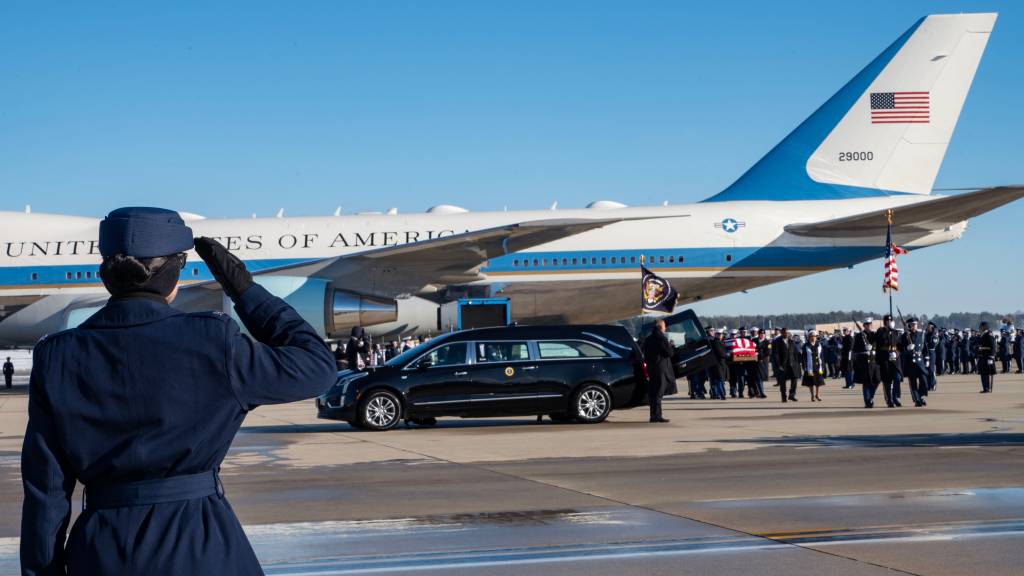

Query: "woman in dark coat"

xmin=802 ymin=330 xmax=827 ymax=401
xmin=20 ymin=208 xmax=337 ymax=575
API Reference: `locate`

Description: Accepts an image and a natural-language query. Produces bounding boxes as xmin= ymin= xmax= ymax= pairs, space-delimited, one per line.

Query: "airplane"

xmin=1 ymin=12 xmax=1021 ymax=346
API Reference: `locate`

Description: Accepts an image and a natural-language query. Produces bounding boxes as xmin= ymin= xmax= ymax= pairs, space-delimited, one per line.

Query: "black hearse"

xmin=318 ymin=312 xmax=712 ymax=431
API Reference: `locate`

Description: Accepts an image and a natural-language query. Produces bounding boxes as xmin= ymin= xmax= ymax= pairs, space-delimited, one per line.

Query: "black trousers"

xmin=3 ymin=374 xmax=10 ymax=388
xmin=778 ymin=375 xmax=798 ymax=400
xmin=648 ymin=380 xmax=666 ymax=420
xmin=980 ymin=372 xmax=994 ymax=392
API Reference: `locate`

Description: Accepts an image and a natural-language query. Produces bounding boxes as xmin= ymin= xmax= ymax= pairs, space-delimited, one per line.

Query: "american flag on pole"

xmin=883 ymin=217 xmax=908 ymax=292
xmin=870 ymin=92 xmax=930 ymax=124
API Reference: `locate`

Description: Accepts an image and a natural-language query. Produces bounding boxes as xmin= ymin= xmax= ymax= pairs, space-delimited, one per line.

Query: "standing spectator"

xmin=642 ymin=319 xmax=673 ymax=423
xmin=772 ymin=328 xmax=801 ymax=403
xmin=347 ymin=327 xmax=368 ymax=371
xmin=802 ymin=331 xmax=826 ymax=401
xmin=2 ymin=356 xmax=13 ymax=389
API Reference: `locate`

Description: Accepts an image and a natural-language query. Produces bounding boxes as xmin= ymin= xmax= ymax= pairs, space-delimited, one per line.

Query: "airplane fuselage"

xmin=0 ymin=195 xmax=963 ymax=345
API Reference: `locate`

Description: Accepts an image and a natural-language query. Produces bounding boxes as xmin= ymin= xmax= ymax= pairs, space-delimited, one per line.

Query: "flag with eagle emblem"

xmin=641 ymin=265 xmax=678 ymax=313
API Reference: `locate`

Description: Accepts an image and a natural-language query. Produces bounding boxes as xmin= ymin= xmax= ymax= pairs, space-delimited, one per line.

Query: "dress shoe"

xmin=788 ymin=396 xmax=798 ymax=402
xmin=650 ymin=417 xmax=670 ymax=423
xmin=894 ymin=400 xmax=902 ymax=407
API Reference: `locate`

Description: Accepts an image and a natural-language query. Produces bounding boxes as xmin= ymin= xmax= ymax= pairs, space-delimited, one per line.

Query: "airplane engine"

xmin=250 ymin=277 xmax=397 ymax=338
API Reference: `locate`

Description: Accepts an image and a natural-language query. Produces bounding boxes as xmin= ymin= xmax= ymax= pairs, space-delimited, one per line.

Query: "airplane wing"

xmin=250 ymin=215 xmax=679 ymax=295
xmin=784 ymin=186 xmax=1024 ymax=238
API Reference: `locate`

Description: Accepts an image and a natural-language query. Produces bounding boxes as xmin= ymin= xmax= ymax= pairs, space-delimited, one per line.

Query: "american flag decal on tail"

xmin=870 ymin=92 xmax=930 ymax=124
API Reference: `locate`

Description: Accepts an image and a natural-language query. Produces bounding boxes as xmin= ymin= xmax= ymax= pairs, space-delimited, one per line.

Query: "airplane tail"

xmin=704 ymin=13 xmax=997 ymax=202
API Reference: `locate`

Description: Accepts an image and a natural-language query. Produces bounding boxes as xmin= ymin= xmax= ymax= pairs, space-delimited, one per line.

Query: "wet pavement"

xmin=1 ymin=373 xmax=1023 ymax=574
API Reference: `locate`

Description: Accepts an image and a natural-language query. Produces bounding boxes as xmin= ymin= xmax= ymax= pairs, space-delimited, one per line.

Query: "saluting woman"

xmin=802 ymin=330 xmax=827 ymax=402
xmin=21 ymin=208 xmax=336 ymax=575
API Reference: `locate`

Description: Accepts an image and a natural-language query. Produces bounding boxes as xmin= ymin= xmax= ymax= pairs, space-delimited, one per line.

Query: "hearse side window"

xmin=538 ymin=341 xmax=609 ymax=359
xmin=418 ymin=342 xmax=468 ymax=368
xmin=476 ymin=341 xmax=530 ymax=363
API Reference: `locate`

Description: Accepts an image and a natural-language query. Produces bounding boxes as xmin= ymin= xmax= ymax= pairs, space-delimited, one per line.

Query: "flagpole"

xmin=886 ymin=209 xmax=894 ymax=319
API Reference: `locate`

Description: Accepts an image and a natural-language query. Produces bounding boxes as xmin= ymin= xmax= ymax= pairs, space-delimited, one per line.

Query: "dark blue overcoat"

xmin=21 ymin=285 xmax=336 ymax=575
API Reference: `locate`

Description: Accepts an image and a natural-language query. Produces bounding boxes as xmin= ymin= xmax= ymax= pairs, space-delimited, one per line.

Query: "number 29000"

xmin=838 ymin=151 xmax=873 ymax=162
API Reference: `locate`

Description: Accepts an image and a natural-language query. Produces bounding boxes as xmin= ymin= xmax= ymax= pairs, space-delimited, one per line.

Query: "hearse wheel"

xmin=359 ymin=390 xmax=402 ymax=431
xmin=572 ymin=384 xmax=611 ymax=423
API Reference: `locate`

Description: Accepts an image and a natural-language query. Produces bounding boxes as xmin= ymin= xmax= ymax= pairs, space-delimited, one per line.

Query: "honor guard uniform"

xmin=752 ymin=328 xmax=770 ymax=399
xmin=1015 ymin=329 xmax=1024 ymax=374
xmin=977 ymin=322 xmax=997 ymax=393
xmin=20 ymin=208 xmax=337 ymax=575
xmin=935 ymin=328 xmax=947 ymax=376
xmin=852 ymin=318 xmax=881 ymax=407
xmin=874 ymin=314 xmax=902 ymax=407
xmin=925 ymin=322 xmax=939 ymax=391
xmin=840 ymin=327 xmax=854 ymax=388
xmin=899 ymin=318 xmax=929 ymax=407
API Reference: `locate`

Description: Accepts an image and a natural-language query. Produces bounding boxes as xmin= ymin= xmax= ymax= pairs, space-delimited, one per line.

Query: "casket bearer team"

xmin=20 ymin=207 xmax=337 ymax=575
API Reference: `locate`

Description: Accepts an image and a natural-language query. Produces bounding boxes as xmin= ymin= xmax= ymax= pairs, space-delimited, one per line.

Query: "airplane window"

xmin=561 ymin=258 xmax=567 ymax=266
xmin=66 ymin=272 xmax=72 ymax=280
xmin=611 ymin=257 xmax=617 ymax=264
xmin=30 ymin=273 xmax=38 ymax=281
xmin=726 ymin=254 xmax=733 ymax=262
xmin=477 ymin=341 xmax=530 ymax=363
xmin=601 ymin=257 xmax=607 ymax=264
xmin=659 ymin=256 xmax=665 ymax=263
xmin=542 ymin=259 xmax=548 ymax=266
xmin=630 ymin=256 xmax=636 ymax=264
xmin=513 ymin=259 xmax=519 ymax=267
xmin=571 ymin=258 xmax=578 ymax=265
xmin=591 ymin=257 xmax=597 ymax=264
xmin=678 ymin=255 xmax=685 ymax=263
xmin=76 ymin=272 xmax=82 ymax=279
xmin=669 ymin=256 xmax=675 ymax=263
xmin=533 ymin=259 xmax=539 ymax=267
xmin=86 ymin=272 xmax=92 ymax=279
xmin=538 ymin=341 xmax=608 ymax=359
xmin=192 ymin=268 xmax=199 ymax=276
xmin=421 ymin=343 xmax=468 ymax=368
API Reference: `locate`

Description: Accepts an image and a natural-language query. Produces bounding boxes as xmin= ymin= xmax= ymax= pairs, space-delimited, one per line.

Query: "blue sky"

xmin=1 ymin=1 xmax=1021 ymax=315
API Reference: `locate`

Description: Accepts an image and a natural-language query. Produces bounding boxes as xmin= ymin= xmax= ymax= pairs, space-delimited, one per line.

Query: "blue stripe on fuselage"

xmin=0 ymin=246 xmax=888 ymax=288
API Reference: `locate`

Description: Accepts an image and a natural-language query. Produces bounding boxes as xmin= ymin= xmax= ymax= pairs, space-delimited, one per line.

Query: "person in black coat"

xmin=20 ymin=208 xmax=337 ymax=576
xmin=840 ymin=327 xmax=854 ymax=388
xmin=772 ymin=328 xmax=802 ymax=402
xmin=2 ymin=356 xmax=12 ymax=388
xmin=642 ymin=319 xmax=674 ymax=423
xmin=977 ymin=322 xmax=997 ymax=393
xmin=346 ymin=326 xmax=369 ymax=371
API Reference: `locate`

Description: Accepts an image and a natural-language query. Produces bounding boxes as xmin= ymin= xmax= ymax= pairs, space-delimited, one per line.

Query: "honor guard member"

xmin=706 ymin=327 xmax=729 ymax=400
xmin=853 ymin=318 xmax=881 ymax=408
xmin=899 ymin=318 xmax=929 ymax=407
xmin=840 ymin=327 xmax=854 ymax=389
xmin=998 ymin=329 xmax=1011 ymax=373
xmin=875 ymin=314 xmax=902 ymax=407
xmin=751 ymin=328 xmax=770 ymax=399
xmin=642 ymin=319 xmax=673 ymax=423
xmin=977 ymin=322 xmax=997 ymax=393
xmin=924 ymin=322 xmax=939 ymax=391
xmin=2 ymin=356 xmax=12 ymax=388
xmin=772 ymin=328 xmax=802 ymax=402
xmin=20 ymin=208 xmax=337 ymax=575
xmin=935 ymin=327 xmax=947 ymax=377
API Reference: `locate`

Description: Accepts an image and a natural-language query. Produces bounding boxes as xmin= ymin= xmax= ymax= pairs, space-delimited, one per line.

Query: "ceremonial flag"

xmin=883 ymin=219 xmax=908 ymax=292
xmin=641 ymin=265 xmax=678 ymax=314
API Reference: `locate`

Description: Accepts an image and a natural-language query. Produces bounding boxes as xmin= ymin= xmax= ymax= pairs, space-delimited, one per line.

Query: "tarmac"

xmin=1 ymin=371 xmax=1022 ymax=575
